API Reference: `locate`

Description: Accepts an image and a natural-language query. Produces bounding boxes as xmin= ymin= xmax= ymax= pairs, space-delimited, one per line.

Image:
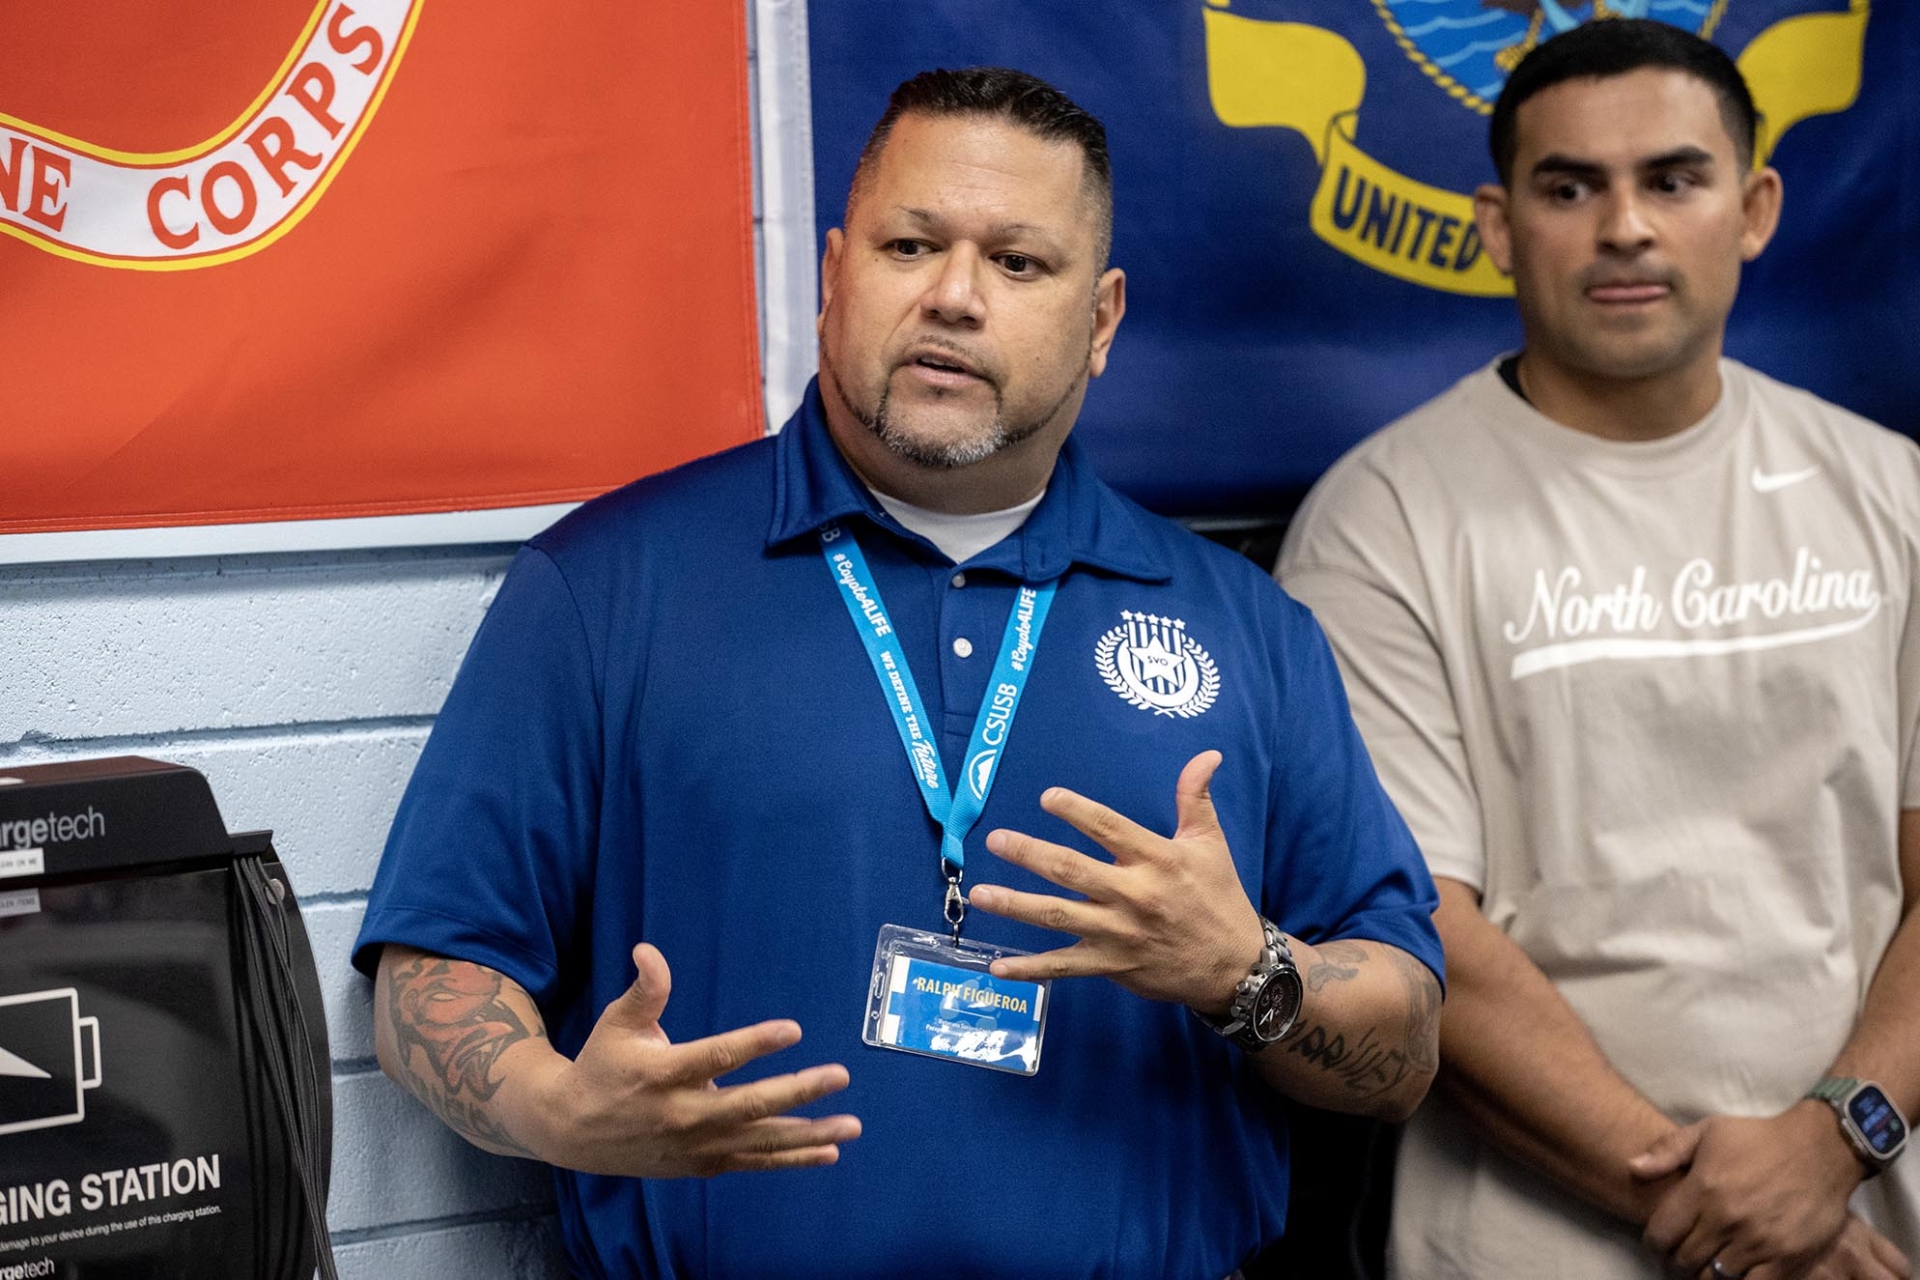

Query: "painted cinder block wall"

xmin=0 ymin=549 xmax=555 ymax=1272
xmin=0 ymin=3 xmax=815 ymax=1273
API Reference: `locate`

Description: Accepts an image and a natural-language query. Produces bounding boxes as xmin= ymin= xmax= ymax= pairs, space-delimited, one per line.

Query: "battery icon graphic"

xmin=0 ymin=988 xmax=103 ymax=1136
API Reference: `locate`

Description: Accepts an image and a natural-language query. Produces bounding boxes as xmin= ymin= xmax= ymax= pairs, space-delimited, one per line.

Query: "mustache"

xmin=1580 ymin=266 xmax=1678 ymax=290
xmin=897 ymin=338 xmax=998 ymax=384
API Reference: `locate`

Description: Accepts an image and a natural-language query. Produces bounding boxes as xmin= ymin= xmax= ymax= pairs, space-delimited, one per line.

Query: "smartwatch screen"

xmin=1849 ymin=1085 xmax=1908 ymax=1156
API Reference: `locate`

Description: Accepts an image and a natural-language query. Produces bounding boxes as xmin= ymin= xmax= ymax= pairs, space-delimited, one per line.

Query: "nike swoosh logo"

xmin=1751 ymin=465 xmax=1821 ymax=493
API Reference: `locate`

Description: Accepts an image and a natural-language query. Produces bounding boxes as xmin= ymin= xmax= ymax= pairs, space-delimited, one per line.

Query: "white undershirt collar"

xmin=868 ymin=487 xmax=1044 ymax=565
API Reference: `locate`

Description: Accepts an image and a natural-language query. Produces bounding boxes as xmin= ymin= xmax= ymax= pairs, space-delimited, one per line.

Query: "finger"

xmin=1643 ymin=1180 xmax=1701 ymax=1255
xmin=694 ymin=1114 xmax=862 ymax=1161
xmin=1632 ymin=1121 xmax=1707 ymax=1180
xmin=1037 ymin=785 xmax=1162 ymax=864
xmin=1173 ymin=750 xmax=1224 ymax=839
xmin=984 ymin=827 xmax=1123 ymax=898
xmin=1710 ymin=1244 xmax=1763 ymax=1280
xmin=716 ymin=1143 xmax=847 ymax=1173
xmin=1864 ymin=1256 xmax=1910 ymax=1280
xmin=1794 ymin=1243 xmax=1901 ymax=1280
xmin=599 ymin=942 xmax=672 ymax=1033
xmin=1670 ymin=1219 xmax=1727 ymax=1276
xmin=967 ymin=883 xmax=1107 ymax=938
xmin=989 ymin=940 xmax=1113 ymax=982
xmin=656 ymin=1019 xmax=806 ymax=1087
xmin=1794 ymin=1218 xmax=1890 ymax=1280
xmin=694 ymin=1116 xmax=862 ymax=1173
xmin=697 ymin=1065 xmax=854 ymax=1127
xmin=1868 ymin=1229 xmax=1912 ymax=1276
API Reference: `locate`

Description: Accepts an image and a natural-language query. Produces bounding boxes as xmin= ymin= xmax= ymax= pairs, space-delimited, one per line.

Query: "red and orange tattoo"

xmin=386 ymin=954 xmax=543 ymax=1157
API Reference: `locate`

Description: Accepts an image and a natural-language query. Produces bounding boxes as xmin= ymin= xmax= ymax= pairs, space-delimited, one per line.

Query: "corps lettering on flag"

xmin=1 ymin=1 xmax=417 ymax=268
xmin=0 ymin=1 xmax=759 ymax=535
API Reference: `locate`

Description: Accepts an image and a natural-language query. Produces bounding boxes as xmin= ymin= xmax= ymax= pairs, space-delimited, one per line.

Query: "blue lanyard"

xmin=821 ymin=522 xmax=1056 ymax=934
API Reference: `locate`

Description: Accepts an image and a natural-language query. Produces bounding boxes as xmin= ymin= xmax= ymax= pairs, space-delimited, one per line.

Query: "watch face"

xmin=1849 ymin=1085 xmax=1909 ymax=1157
xmin=1249 ymin=972 xmax=1302 ymax=1043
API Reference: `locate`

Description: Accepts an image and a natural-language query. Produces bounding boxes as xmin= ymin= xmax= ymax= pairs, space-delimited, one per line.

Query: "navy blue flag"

xmin=810 ymin=2 xmax=1913 ymax=513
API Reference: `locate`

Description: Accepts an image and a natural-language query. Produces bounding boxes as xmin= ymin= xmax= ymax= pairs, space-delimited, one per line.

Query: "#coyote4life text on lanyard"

xmin=821 ymin=522 xmax=1055 ymax=1076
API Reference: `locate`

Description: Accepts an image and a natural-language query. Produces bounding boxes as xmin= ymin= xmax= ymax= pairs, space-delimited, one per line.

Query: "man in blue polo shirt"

xmin=355 ymin=67 xmax=1443 ymax=1278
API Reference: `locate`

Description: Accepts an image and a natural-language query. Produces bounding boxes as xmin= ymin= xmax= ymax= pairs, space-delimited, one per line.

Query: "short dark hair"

xmin=846 ymin=67 xmax=1114 ymax=269
xmin=1489 ymin=19 xmax=1759 ymax=184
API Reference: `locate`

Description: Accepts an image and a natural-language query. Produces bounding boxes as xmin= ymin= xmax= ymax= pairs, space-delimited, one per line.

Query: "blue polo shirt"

xmin=355 ymin=383 xmax=1441 ymax=1280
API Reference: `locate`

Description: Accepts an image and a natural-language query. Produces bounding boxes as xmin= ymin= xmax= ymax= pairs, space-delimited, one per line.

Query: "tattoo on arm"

xmin=387 ymin=955 xmax=546 ymax=1158
xmin=1391 ymin=944 xmax=1442 ymax=1078
xmin=1281 ymin=1022 xmax=1415 ymax=1097
xmin=1277 ymin=941 xmax=1442 ymax=1100
xmin=1306 ymin=939 xmax=1367 ymax=992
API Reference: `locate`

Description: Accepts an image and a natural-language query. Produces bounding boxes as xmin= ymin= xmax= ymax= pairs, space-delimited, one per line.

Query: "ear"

xmin=817 ymin=227 xmax=846 ymax=338
xmin=1087 ymin=268 xmax=1127 ymax=379
xmin=1473 ymin=183 xmax=1516 ymax=277
xmin=1739 ymin=166 xmax=1783 ymax=263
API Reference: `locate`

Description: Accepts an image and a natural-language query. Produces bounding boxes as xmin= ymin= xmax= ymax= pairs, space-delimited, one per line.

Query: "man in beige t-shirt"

xmin=1278 ymin=20 xmax=1920 ymax=1280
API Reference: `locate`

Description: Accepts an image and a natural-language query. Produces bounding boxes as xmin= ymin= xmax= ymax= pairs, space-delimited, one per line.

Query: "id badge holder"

xmin=863 ymin=923 xmax=1050 ymax=1075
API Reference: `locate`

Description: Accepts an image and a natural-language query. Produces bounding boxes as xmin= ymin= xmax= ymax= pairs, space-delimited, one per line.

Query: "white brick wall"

xmin=0 ymin=4 xmax=814 ymax=1274
xmin=0 ymin=547 xmax=566 ymax=1276
xmin=0 ymin=550 xmax=499 ymax=740
xmin=333 ymin=1218 xmax=567 ymax=1278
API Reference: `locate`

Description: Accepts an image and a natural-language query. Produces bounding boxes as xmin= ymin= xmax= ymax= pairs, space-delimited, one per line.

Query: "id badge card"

xmin=863 ymin=924 xmax=1050 ymax=1076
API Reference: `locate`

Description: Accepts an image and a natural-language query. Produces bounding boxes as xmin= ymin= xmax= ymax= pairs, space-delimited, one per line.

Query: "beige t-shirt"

xmin=1278 ymin=360 xmax=1920 ymax=1280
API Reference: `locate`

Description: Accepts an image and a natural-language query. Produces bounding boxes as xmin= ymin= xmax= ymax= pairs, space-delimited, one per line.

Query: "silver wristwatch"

xmin=1807 ymin=1076 xmax=1909 ymax=1176
xmin=1198 ymin=917 xmax=1304 ymax=1052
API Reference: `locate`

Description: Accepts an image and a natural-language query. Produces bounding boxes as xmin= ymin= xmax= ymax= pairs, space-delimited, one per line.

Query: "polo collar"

xmin=767 ymin=379 xmax=1171 ymax=584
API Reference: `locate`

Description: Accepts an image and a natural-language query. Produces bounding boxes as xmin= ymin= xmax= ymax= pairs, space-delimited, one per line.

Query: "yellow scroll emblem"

xmin=0 ymin=0 xmax=422 ymax=271
xmin=1202 ymin=1 xmax=1871 ymax=297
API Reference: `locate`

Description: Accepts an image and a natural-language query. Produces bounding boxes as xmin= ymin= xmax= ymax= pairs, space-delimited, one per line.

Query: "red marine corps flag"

xmin=0 ymin=1 xmax=760 ymax=535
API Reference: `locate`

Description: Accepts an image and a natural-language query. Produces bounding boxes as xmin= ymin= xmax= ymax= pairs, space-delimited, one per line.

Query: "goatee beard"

xmin=854 ymin=382 xmax=1023 ymax=469
xmin=825 ymin=361 xmax=1081 ymax=471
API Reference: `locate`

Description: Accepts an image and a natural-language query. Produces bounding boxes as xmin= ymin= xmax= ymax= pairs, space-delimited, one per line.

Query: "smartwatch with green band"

xmin=1807 ymin=1076 xmax=1909 ymax=1176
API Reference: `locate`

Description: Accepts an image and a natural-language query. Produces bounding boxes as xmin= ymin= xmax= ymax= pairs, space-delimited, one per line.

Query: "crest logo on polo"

xmin=1500 ymin=547 xmax=1882 ymax=679
xmin=1096 ymin=611 xmax=1221 ymax=718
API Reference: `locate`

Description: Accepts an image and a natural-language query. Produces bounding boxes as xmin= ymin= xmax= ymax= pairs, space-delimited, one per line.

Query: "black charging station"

xmin=0 ymin=757 xmax=335 ymax=1279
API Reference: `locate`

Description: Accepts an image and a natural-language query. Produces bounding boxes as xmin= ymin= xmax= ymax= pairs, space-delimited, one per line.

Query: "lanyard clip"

xmin=943 ymin=861 xmax=966 ymax=945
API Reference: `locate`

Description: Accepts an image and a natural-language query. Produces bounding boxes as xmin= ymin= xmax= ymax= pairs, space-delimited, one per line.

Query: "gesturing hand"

xmin=1633 ymin=1103 xmax=1864 ymax=1277
xmin=969 ymin=750 xmax=1265 ymax=1014
xmin=535 ymin=943 xmax=861 ymax=1178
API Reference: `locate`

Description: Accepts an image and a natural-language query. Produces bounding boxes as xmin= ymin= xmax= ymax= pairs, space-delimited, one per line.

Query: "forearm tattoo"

xmin=1278 ymin=941 xmax=1442 ymax=1100
xmin=1306 ymin=939 xmax=1367 ymax=992
xmin=1391 ymin=945 xmax=1443 ymax=1078
xmin=387 ymin=954 xmax=544 ymax=1158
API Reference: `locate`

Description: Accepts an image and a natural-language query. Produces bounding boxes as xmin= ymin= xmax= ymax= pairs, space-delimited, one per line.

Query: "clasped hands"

xmin=1631 ymin=1104 xmax=1910 ymax=1280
